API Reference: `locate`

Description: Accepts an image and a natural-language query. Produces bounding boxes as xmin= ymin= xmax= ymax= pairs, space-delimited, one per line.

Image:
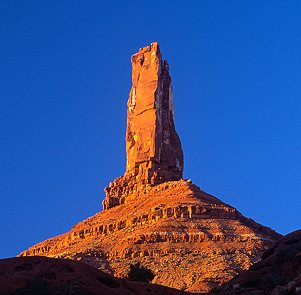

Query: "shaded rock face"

xmin=213 ymin=230 xmax=301 ymax=294
xmin=103 ymin=42 xmax=183 ymax=210
xmin=0 ymin=256 xmax=187 ymax=295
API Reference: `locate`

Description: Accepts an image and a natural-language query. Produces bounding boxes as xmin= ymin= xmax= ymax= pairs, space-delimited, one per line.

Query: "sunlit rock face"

xmin=126 ymin=42 xmax=183 ymax=181
xmin=103 ymin=42 xmax=183 ymax=210
xmin=19 ymin=180 xmax=281 ymax=293
xmin=19 ymin=42 xmax=282 ymax=293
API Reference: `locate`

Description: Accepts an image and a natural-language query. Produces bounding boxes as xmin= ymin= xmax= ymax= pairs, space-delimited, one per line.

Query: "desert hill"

xmin=20 ymin=180 xmax=280 ymax=292
xmin=211 ymin=229 xmax=301 ymax=294
xmin=4 ymin=230 xmax=300 ymax=295
xmin=0 ymin=256 xmax=187 ymax=295
xmin=19 ymin=42 xmax=281 ymax=293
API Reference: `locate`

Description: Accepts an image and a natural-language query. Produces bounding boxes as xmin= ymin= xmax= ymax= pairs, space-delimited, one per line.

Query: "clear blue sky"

xmin=1 ymin=1 xmax=300 ymax=258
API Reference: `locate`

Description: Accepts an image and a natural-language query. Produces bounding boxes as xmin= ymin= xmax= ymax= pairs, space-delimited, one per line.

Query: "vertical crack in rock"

xmin=103 ymin=42 xmax=184 ymax=210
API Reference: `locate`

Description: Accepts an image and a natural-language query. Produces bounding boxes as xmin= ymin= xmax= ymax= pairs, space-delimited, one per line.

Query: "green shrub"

xmin=127 ymin=263 xmax=154 ymax=283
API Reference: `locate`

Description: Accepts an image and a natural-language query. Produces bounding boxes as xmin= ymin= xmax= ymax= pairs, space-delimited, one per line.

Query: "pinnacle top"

xmin=137 ymin=42 xmax=160 ymax=54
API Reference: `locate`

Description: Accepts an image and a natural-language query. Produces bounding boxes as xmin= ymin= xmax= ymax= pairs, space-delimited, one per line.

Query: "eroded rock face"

xmin=19 ymin=42 xmax=282 ymax=293
xmin=214 ymin=230 xmax=301 ymax=294
xmin=19 ymin=180 xmax=281 ymax=293
xmin=103 ymin=42 xmax=183 ymax=210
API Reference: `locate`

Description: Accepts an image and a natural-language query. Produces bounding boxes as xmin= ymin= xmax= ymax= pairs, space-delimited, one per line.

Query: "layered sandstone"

xmin=103 ymin=42 xmax=183 ymax=210
xmin=19 ymin=42 xmax=281 ymax=293
xmin=20 ymin=180 xmax=280 ymax=292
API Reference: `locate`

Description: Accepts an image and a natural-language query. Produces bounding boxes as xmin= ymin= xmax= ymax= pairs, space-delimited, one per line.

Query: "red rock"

xmin=19 ymin=42 xmax=281 ymax=293
xmin=19 ymin=180 xmax=280 ymax=293
xmin=215 ymin=230 xmax=301 ymax=294
xmin=103 ymin=42 xmax=183 ymax=210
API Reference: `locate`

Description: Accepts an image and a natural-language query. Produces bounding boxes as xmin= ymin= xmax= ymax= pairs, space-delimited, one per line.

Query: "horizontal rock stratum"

xmin=19 ymin=42 xmax=281 ymax=293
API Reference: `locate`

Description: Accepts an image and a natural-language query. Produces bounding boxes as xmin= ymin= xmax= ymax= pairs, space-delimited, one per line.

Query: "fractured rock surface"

xmin=20 ymin=180 xmax=280 ymax=292
xmin=103 ymin=42 xmax=183 ymax=210
xmin=213 ymin=230 xmax=301 ymax=294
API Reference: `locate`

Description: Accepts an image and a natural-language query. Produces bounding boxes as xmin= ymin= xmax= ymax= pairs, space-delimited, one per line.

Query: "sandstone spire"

xmin=126 ymin=42 xmax=183 ymax=183
xmin=20 ymin=42 xmax=281 ymax=293
xmin=102 ymin=42 xmax=184 ymax=210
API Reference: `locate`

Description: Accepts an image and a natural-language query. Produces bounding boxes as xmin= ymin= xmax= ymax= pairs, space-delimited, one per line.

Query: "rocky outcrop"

xmin=213 ymin=230 xmax=301 ymax=294
xmin=20 ymin=180 xmax=280 ymax=292
xmin=19 ymin=42 xmax=282 ymax=293
xmin=103 ymin=42 xmax=183 ymax=210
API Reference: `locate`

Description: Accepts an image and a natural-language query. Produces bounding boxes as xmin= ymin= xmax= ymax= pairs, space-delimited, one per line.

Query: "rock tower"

xmin=103 ymin=42 xmax=183 ymax=210
xmin=20 ymin=42 xmax=281 ymax=293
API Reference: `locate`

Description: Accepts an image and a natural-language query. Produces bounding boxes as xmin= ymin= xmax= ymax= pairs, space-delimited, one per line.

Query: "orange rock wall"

xmin=103 ymin=42 xmax=184 ymax=210
xmin=126 ymin=42 xmax=183 ymax=181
